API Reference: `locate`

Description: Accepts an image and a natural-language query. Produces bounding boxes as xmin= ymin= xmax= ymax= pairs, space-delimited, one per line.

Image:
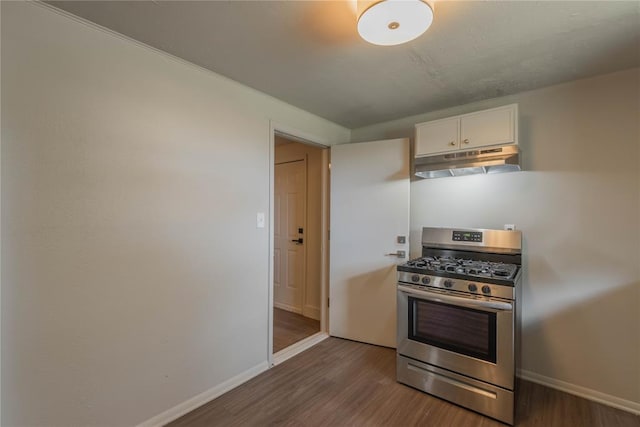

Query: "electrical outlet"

xmin=504 ymin=224 xmax=515 ymax=231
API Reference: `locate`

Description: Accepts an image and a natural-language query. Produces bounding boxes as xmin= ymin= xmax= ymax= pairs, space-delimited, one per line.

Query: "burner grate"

xmin=405 ymin=256 xmax=518 ymax=281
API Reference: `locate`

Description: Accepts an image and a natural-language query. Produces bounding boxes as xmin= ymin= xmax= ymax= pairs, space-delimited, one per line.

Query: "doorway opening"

xmin=270 ymin=128 xmax=330 ymax=364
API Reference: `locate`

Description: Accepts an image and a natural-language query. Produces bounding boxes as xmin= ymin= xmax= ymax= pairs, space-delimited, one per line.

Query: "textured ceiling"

xmin=48 ymin=1 xmax=640 ymax=129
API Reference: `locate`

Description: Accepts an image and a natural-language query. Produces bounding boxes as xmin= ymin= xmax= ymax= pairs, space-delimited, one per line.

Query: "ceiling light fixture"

xmin=357 ymin=0 xmax=434 ymax=46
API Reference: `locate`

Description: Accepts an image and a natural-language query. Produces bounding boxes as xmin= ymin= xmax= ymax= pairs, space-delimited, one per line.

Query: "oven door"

xmin=397 ymin=284 xmax=514 ymax=389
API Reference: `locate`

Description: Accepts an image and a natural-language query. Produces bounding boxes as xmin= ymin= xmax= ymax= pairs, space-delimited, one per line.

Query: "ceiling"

xmin=47 ymin=1 xmax=640 ymax=129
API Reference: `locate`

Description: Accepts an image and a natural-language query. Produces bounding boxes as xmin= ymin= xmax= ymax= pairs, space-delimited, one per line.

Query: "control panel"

xmin=452 ymin=230 xmax=483 ymax=242
xmin=396 ymin=271 xmax=515 ymax=300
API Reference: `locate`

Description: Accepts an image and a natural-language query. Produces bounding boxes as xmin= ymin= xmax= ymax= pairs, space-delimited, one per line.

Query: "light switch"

xmin=257 ymin=212 xmax=265 ymax=228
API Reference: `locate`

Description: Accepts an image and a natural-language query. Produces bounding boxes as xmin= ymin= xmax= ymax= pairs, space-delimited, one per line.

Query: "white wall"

xmin=1 ymin=3 xmax=349 ymax=426
xmin=352 ymin=68 xmax=640 ymax=407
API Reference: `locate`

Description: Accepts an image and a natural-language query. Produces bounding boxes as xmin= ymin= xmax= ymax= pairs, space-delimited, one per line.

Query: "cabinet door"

xmin=415 ymin=117 xmax=459 ymax=156
xmin=460 ymin=105 xmax=516 ymax=149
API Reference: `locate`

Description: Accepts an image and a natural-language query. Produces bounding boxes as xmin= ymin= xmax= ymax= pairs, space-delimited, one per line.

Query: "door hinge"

xmin=327 ymin=298 xmax=330 ymax=308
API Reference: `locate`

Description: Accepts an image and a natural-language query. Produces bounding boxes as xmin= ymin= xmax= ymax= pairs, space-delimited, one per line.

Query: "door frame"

xmin=268 ymin=121 xmax=330 ymax=366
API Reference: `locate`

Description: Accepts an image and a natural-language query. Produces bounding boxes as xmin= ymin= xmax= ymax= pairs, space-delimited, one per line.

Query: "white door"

xmin=274 ymin=160 xmax=306 ymax=313
xmin=329 ymin=138 xmax=410 ymax=348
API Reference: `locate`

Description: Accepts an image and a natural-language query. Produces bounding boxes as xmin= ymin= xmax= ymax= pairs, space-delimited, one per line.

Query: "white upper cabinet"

xmin=415 ymin=117 xmax=459 ymax=156
xmin=460 ymin=105 xmax=517 ymax=149
xmin=415 ymin=104 xmax=518 ymax=157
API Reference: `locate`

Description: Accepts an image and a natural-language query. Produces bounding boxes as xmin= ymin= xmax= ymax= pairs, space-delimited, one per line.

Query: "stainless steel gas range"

xmin=396 ymin=227 xmax=522 ymax=425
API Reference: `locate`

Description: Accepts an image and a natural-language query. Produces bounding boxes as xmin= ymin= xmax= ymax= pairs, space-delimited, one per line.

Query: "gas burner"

xmin=401 ymin=256 xmax=519 ymax=282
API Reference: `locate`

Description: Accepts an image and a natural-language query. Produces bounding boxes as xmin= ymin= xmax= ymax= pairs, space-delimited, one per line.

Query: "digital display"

xmin=452 ymin=230 xmax=483 ymax=242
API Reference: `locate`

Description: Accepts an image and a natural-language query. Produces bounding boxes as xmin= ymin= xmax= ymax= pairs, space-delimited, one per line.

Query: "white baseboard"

xmin=137 ymin=361 xmax=270 ymax=427
xmin=274 ymin=301 xmax=302 ymax=314
xmin=302 ymin=304 xmax=321 ymax=321
xmin=273 ymin=332 xmax=329 ymax=366
xmin=517 ymin=369 xmax=640 ymax=415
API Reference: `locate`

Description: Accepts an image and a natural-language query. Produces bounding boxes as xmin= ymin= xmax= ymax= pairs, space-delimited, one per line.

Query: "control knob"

xmin=411 ymin=275 xmax=420 ymax=283
xmin=421 ymin=276 xmax=431 ymax=285
xmin=468 ymin=283 xmax=478 ymax=292
xmin=482 ymin=285 xmax=491 ymax=294
xmin=443 ymin=280 xmax=453 ymax=288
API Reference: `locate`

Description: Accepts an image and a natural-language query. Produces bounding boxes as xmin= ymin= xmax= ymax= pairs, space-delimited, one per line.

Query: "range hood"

xmin=414 ymin=144 xmax=521 ymax=179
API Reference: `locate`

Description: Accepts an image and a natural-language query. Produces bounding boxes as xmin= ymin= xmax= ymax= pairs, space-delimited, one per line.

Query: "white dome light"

xmin=357 ymin=0 xmax=434 ymax=46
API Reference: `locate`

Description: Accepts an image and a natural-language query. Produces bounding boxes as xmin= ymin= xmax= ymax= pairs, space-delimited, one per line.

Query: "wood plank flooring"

xmin=273 ymin=308 xmax=320 ymax=353
xmin=169 ymin=337 xmax=639 ymax=427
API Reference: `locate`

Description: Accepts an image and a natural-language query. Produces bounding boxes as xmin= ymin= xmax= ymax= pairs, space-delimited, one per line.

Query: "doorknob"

xmin=385 ymin=250 xmax=406 ymax=258
xmin=291 ymin=238 xmax=303 ymax=244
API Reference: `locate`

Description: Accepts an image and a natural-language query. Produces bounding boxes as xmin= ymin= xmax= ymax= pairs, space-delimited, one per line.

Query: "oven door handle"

xmin=398 ymin=284 xmax=513 ymax=312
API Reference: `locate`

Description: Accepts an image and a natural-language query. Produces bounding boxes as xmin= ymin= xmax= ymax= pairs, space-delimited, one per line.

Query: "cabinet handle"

xmin=463 ymin=139 xmax=470 ymax=144
xmin=449 ymin=141 xmax=456 ymax=146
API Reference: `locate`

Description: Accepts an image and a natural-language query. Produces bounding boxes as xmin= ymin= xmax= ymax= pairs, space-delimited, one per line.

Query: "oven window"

xmin=408 ymin=297 xmax=497 ymax=363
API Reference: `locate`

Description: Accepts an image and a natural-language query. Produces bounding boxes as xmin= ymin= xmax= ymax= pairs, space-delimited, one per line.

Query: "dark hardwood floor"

xmin=169 ymin=337 xmax=639 ymax=427
xmin=272 ymin=308 xmax=320 ymax=353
